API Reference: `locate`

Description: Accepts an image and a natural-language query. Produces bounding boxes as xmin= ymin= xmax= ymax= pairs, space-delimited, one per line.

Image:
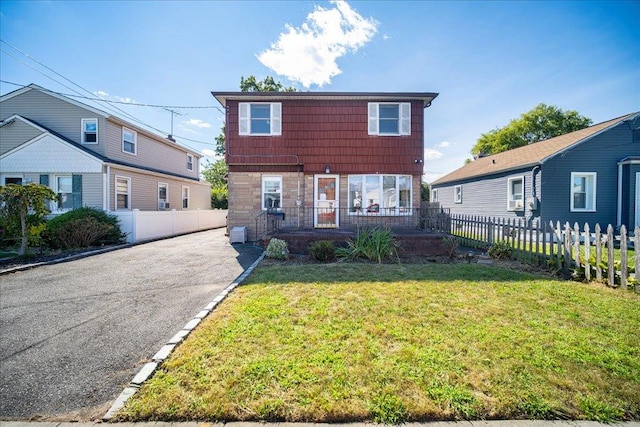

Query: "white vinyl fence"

xmin=112 ymin=209 xmax=227 ymax=243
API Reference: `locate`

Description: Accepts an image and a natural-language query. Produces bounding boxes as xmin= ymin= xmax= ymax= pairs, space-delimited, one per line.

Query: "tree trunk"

xmin=18 ymin=211 xmax=28 ymax=256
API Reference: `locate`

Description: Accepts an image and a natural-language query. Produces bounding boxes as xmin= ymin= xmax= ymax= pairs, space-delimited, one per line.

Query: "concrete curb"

xmin=102 ymin=252 xmax=267 ymax=420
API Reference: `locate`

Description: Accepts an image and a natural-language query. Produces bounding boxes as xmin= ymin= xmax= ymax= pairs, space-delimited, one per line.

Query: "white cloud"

xmin=94 ymin=90 xmax=109 ymax=98
xmin=201 ymin=148 xmax=217 ymax=158
xmin=382 ymin=33 xmax=391 ymax=40
xmin=257 ymin=0 xmax=378 ymax=88
xmin=424 ymin=148 xmax=444 ymax=160
xmin=114 ymin=96 xmax=136 ymax=104
xmin=437 ymin=141 xmax=451 ymax=148
xmin=184 ymin=119 xmax=212 ymax=129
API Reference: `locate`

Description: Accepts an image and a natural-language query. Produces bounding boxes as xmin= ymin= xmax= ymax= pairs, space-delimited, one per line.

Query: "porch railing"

xmin=254 ymin=205 xmax=450 ymax=241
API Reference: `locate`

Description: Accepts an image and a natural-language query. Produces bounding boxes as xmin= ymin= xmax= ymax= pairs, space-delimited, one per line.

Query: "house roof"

xmin=432 ymin=112 xmax=639 ymax=186
xmin=1 ymin=84 xmax=202 ymax=157
xmin=211 ymin=91 xmax=439 ymax=108
xmin=4 ymin=115 xmax=204 ymax=182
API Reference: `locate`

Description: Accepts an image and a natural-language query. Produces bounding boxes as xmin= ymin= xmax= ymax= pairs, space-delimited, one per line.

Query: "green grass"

xmin=119 ymin=263 xmax=640 ymax=423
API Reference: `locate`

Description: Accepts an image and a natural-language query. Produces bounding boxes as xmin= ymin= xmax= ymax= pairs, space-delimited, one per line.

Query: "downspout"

xmin=527 ymin=165 xmax=540 ymax=225
xmin=103 ymin=165 xmax=108 ymax=211
xmin=617 ymin=162 xmax=622 ymax=228
xmin=106 ymin=164 xmax=111 ymax=211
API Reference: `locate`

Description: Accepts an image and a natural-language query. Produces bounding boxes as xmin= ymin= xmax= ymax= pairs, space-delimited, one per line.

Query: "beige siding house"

xmin=0 ymin=84 xmax=211 ymax=214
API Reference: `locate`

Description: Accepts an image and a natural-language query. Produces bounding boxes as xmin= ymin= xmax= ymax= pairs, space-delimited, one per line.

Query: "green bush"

xmin=265 ymin=238 xmax=289 ymax=260
xmin=488 ymin=240 xmax=513 ymax=260
xmin=44 ymin=207 xmax=125 ymax=249
xmin=211 ymin=186 xmax=228 ymax=209
xmin=336 ymin=226 xmax=398 ymax=263
xmin=308 ymin=240 xmax=336 ymax=262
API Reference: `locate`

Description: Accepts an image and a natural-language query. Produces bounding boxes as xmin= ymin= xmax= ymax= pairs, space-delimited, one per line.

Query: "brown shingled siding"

xmin=226 ymin=99 xmax=424 ymax=176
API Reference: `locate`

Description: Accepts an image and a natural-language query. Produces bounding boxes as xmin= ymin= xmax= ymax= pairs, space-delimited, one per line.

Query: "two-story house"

xmin=0 ymin=84 xmax=212 ymax=214
xmin=211 ymin=91 xmax=438 ymax=241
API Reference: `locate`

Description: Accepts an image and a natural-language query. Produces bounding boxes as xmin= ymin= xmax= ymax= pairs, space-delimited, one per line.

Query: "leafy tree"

xmin=240 ymin=75 xmax=297 ymax=92
xmin=471 ymin=104 xmax=592 ymax=156
xmin=421 ymin=181 xmax=430 ymax=202
xmin=0 ymin=183 xmax=57 ymax=256
xmin=202 ymin=158 xmax=228 ymax=188
xmin=214 ymin=125 xmax=225 ymax=156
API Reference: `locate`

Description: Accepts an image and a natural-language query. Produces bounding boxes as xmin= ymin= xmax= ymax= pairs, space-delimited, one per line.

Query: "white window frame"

xmin=122 ymin=127 xmax=137 ymax=155
xmin=81 ymin=118 xmax=98 ymax=144
xmin=507 ymin=176 xmax=524 ymax=211
xmin=182 ymin=185 xmax=190 ymax=209
xmin=432 ymin=188 xmax=438 ymax=202
xmin=261 ymin=175 xmax=283 ymax=211
xmin=186 ymin=153 xmax=194 ymax=171
xmin=454 ymin=185 xmax=462 ymax=204
xmin=158 ymin=182 xmax=169 ymax=210
xmin=115 ymin=176 xmax=131 ymax=210
xmin=570 ymin=172 xmax=597 ymax=212
xmin=53 ymin=174 xmax=73 ymax=211
xmin=239 ymin=102 xmax=282 ymax=136
xmin=347 ymin=174 xmax=413 ymax=216
xmin=368 ymin=102 xmax=411 ymax=136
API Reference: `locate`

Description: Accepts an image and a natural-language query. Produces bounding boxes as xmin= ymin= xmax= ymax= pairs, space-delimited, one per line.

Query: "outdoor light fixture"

xmin=325 ymin=165 xmax=331 ymax=174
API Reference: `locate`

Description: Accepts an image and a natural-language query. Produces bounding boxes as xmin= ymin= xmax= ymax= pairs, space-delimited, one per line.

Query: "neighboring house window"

xmin=3 ymin=176 xmax=23 ymax=185
xmin=122 ymin=127 xmax=137 ymax=154
xmin=571 ymin=172 xmax=596 ymax=212
xmin=368 ymin=102 xmax=411 ymax=136
xmin=182 ymin=186 xmax=190 ymax=209
xmin=116 ymin=176 xmax=131 ymax=210
xmin=348 ymin=175 xmax=412 ymax=215
xmin=432 ymin=189 xmax=438 ymax=202
xmin=55 ymin=175 xmax=81 ymax=210
xmin=81 ymin=118 xmax=98 ymax=144
xmin=262 ymin=176 xmax=282 ymax=210
xmin=507 ymin=177 xmax=524 ymax=211
xmin=239 ymin=102 xmax=282 ymax=136
xmin=454 ymin=185 xmax=462 ymax=203
xmin=186 ymin=154 xmax=194 ymax=171
xmin=158 ymin=183 xmax=169 ymax=209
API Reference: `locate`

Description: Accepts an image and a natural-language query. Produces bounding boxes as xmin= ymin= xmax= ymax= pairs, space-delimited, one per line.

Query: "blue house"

xmin=431 ymin=112 xmax=640 ymax=231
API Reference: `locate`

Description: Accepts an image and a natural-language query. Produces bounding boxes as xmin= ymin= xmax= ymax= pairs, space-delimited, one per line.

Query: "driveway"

xmin=0 ymin=228 xmax=263 ymax=420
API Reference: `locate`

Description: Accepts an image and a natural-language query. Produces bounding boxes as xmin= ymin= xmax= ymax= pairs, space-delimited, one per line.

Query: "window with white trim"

xmin=454 ymin=185 xmax=462 ymax=203
xmin=432 ymin=189 xmax=438 ymax=202
xmin=158 ymin=183 xmax=169 ymax=210
xmin=262 ymin=176 xmax=282 ymax=210
xmin=368 ymin=102 xmax=411 ymax=135
xmin=122 ymin=127 xmax=137 ymax=154
xmin=182 ymin=186 xmax=190 ymax=209
xmin=239 ymin=103 xmax=282 ymax=135
xmin=2 ymin=176 xmax=23 ymax=185
xmin=348 ymin=175 xmax=412 ymax=215
xmin=186 ymin=154 xmax=194 ymax=171
xmin=507 ymin=176 xmax=524 ymax=211
xmin=116 ymin=176 xmax=131 ymax=210
xmin=571 ymin=172 xmax=596 ymax=211
xmin=81 ymin=118 xmax=98 ymax=144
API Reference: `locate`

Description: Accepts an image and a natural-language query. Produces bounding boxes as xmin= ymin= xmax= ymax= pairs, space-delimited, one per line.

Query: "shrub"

xmin=45 ymin=207 xmax=125 ymax=249
xmin=336 ymin=226 xmax=398 ymax=263
xmin=308 ymin=240 xmax=336 ymax=262
xmin=265 ymin=238 xmax=289 ymax=260
xmin=211 ymin=187 xmax=228 ymax=209
xmin=488 ymin=240 xmax=513 ymax=260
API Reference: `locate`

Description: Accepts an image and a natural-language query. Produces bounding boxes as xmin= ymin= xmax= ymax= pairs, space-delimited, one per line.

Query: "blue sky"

xmin=1 ymin=0 xmax=638 ymax=182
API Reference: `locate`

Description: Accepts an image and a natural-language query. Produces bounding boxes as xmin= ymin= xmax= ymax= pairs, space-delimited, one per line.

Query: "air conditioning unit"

xmin=159 ymin=201 xmax=170 ymax=210
xmin=514 ymin=200 xmax=523 ymax=209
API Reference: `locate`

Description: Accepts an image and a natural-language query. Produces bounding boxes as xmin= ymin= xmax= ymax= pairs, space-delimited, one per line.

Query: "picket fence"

xmin=438 ymin=214 xmax=639 ymax=291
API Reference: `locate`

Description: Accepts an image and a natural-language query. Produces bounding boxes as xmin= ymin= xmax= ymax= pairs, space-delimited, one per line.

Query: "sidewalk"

xmin=1 ymin=421 xmax=639 ymax=427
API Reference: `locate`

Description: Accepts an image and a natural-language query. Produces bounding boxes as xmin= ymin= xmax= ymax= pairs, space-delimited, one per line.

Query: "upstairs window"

xmin=571 ymin=172 xmax=596 ymax=212
xmin=186 ymin=154 xmax=194 ymax=171
xmin=122 ymin=127 xmax=137 ymax=154
xmin=368 ymin=102 xmax=411 ymax=135
xmin=81 ymin=118 xmax=98 ymax=144
xmin=507 ymin=176 xmax=524 ymax=211
xmin=239 ymin=102 xmax=282 ymax=136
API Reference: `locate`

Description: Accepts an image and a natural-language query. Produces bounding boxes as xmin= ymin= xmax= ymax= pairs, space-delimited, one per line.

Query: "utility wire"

xmin=0 ymin=43 xmax=221 ymax=149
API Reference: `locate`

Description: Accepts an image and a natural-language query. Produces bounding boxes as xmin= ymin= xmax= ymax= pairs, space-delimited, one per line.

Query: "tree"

xmin=202 ymin=158 xmax=228 ymax=188
xmin=421 ymin=181 xmax=430 ymax=202
xmin=471 ymin=104 xmax=592 ymax=156
xmin=239 ymin=75 xmax=297 ymax=92
xmin=0 ymin=183 xmax=57 ymax=256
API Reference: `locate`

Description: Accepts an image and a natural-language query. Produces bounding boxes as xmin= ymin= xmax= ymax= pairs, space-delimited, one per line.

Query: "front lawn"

xmin=119 ymin=263 xmax=640 ymax=423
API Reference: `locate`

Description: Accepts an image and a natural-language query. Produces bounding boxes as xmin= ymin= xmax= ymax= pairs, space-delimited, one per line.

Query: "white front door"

xmin=314 ymin=175 xmax=339 ymax=228
xmin=636 ymin=172 xmax=640 ymax=227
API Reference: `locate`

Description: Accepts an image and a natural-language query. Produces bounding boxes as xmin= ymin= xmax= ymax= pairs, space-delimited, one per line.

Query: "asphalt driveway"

xmin=0 ymin=228 xmax=263 ymax=420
